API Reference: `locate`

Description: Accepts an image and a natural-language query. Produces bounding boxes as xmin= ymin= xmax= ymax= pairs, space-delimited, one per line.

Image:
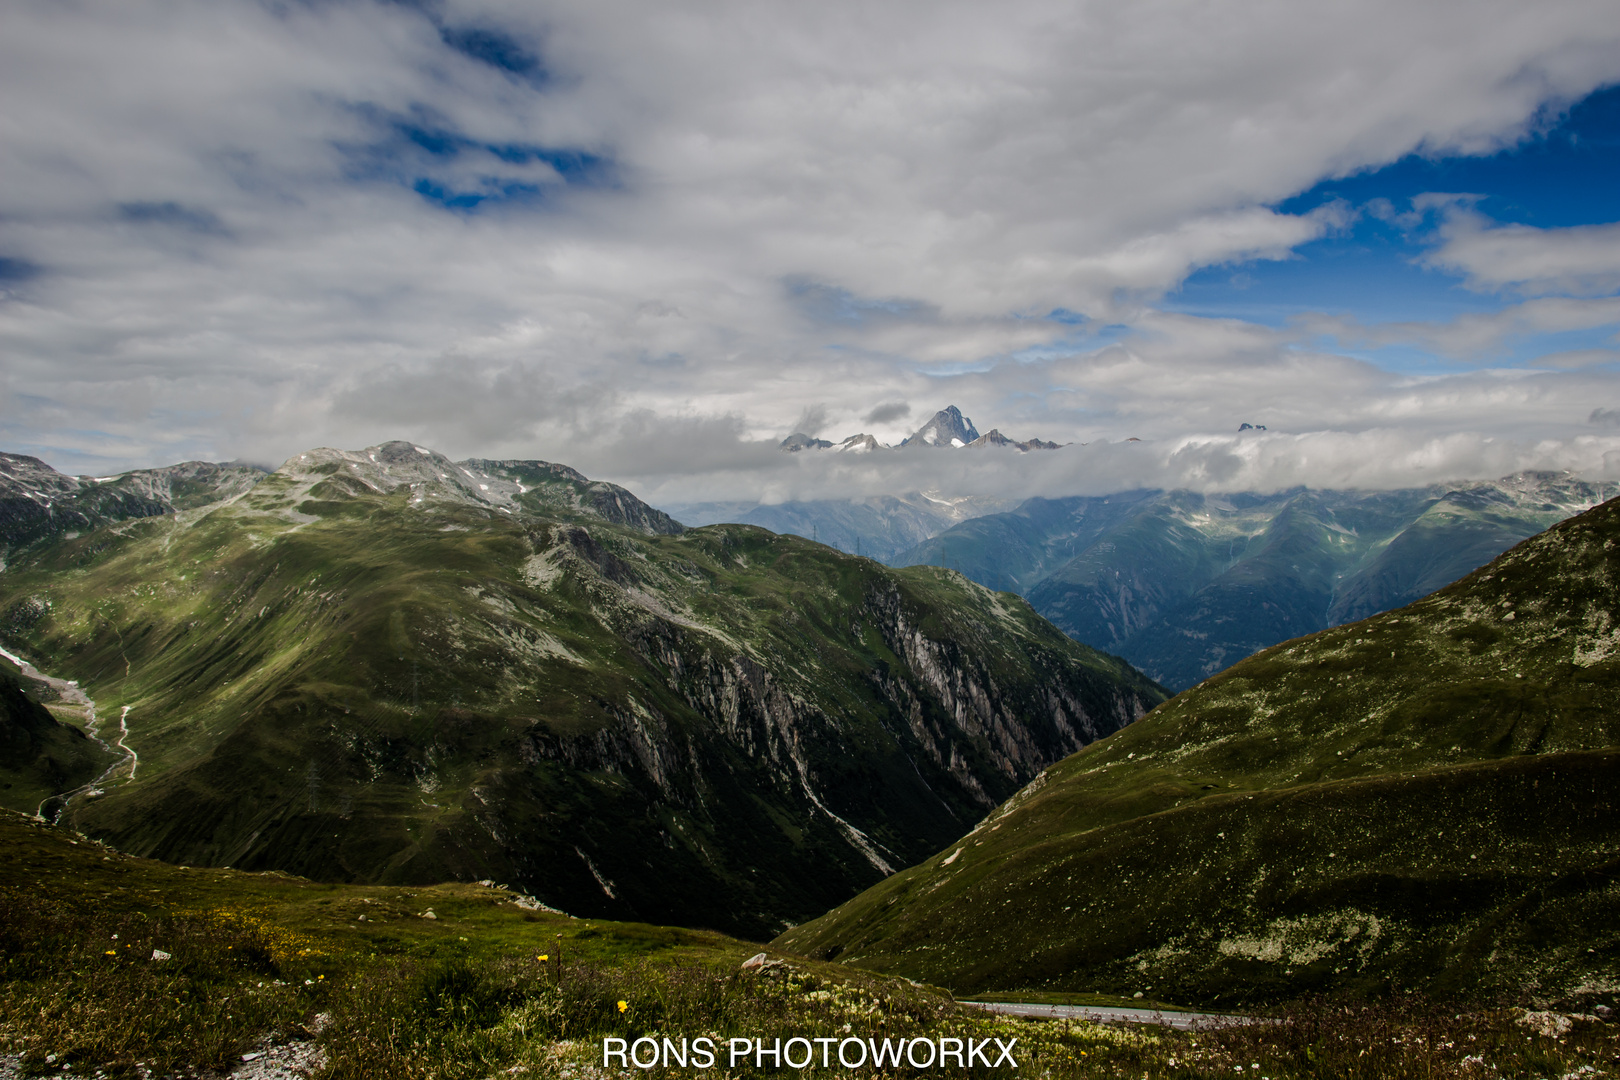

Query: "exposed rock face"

xmin=966 ymin=430 xmax=1062 ymax=452
xmin=2 ymin=442 xmax=1163 ymax=938
xmin=779 ymin=433 xmax=834 ymax=452
xmin=835 ymin=434 xmax=883 ymax=453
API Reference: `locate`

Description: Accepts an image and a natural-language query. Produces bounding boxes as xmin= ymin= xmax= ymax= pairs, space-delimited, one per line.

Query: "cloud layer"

xmin=2 ymin=0 xmax=1619 ymax=495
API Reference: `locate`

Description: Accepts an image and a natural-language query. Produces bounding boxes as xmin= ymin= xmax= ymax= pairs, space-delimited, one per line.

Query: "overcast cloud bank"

xmin=2 ymin=0 xmax=1619 ymax=498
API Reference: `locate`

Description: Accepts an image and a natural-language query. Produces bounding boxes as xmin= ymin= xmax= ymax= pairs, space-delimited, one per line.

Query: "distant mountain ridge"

xmin=780 ymin=406 xmax=1063 ymax=455
xmin=0 ymin=443 xmax=682 ymax=552
xmin=894 ymin=472 xmax=1608 ymax=689
xmin=662 ymin=491 xmax=1021 ymax=563
xmin=0 ymin=453 xmax=266 ymax=553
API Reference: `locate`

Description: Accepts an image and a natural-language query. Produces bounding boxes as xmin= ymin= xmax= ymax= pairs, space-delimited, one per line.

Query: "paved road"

xmin=959 ymin=999 xmax=1255 ymax=1030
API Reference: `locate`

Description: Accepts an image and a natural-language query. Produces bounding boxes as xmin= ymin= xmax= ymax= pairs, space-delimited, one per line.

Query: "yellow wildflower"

xmin=616 ymin=1000 xmax=628 ymax=1013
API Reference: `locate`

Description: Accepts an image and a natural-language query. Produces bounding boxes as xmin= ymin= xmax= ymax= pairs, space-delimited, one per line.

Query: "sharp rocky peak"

xmin=778 ymin=406 xmax=1062 ymax=454
xmin=903 ymin=406 xmax=980 ymax=448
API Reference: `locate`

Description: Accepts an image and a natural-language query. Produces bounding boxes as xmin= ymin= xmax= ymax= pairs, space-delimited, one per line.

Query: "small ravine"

xmin=0 ymin=644 xmax=138 ymax=822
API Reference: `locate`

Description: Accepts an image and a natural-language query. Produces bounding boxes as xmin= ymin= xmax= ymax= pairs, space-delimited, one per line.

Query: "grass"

xmin=0 ymin=459 xmax=1162 ymax=939
xmin=4 ymin=811 xmax=1617 ymax=1079
xmin=777 ymin=499 xmax=1620 ymax=1007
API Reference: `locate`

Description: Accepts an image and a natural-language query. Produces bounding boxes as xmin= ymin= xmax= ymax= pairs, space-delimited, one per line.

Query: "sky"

xmin=4 ymin=0 xmax=1620 ymax=504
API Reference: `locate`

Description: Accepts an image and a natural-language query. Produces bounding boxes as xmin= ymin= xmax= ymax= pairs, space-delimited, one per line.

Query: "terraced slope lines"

xmin=777 ymin=496 xmax=1620 ymax=1005
xmin=0 ymin=441 xmax=1165 ymax=938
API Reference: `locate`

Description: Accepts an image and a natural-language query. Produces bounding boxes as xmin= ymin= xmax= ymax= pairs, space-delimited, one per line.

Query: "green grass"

xmin=0 ymin=458 xmax=1162 ymax=939
xmin=5 ymin=811 xmax=1616 ymax=1080
xmin=777 ymin=499 xmax=1620 ymax=1008
xmin=962 ymin=990 xmax=1206 ymax=1012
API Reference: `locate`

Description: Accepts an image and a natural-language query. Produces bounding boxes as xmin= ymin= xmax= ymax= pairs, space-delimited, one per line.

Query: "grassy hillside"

xmin=5 ymin=811 xmax=1614 ymax=1080
xmin=0 ymin=442 xmax=1163 ymax=939
xmin=776 ymin=496 xmax=1620 ymax=1007
xmin=0 ymin=809 xmax=915 ymax=1079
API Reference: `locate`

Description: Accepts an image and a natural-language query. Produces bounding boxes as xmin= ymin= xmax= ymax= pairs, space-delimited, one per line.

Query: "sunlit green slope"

xmin=777 ymin=496 xmax=1620 ymax=1006
xmin=0 ymin=441 xmax=1164 ymax=939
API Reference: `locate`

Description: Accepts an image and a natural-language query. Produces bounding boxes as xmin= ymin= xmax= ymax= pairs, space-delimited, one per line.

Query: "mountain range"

xmin=778 ymin=493 xmax=1620 ymax=1006
xmin=893 ymin=473 xmax=1608 ymax=689
xmin=0 ymin=452 xmax=265 ymax=555
xmin=0 ymin=441 xmax=1163 ymax=938
xmin=662 ymin=491 xmax=1021 ymax=564
xmin=779 ymin=405 xmax=1064 ymax=455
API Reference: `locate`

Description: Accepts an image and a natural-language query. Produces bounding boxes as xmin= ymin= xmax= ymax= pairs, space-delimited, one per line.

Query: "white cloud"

xmin=1 ymin=0 xmax=1619 ymax=486
xmin=626 ymin=426 xmax=1620 ymax=508
xmin=1422 ymin=208 xmax=1620 ymax=295
xmin=1300 ymin=296 xmax=1620 ymax=360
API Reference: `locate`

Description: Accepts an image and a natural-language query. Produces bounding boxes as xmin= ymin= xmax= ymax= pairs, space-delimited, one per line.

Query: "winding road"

xmin=1 ymin=644 xmax=138 ymax=820
xmin=959 ymin=1000 xmax=1255 ymax=1030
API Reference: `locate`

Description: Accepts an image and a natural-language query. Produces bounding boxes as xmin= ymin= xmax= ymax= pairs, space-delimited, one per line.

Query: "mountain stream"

xmin=0 ymin=644 xmax=138 ymax=821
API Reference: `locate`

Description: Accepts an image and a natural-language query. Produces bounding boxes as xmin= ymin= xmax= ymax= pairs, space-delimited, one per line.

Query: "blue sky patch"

xmin=0 ymin=257 xmax=43 ymax=283
xmin=439 ymin=24 xmax=546 ymax=81
xmin=339 ymin=106 xmax=616 ymax=212
xmin=117 ymin=201 xmax=228 ymax=234
xmin=1163 ymin=83 xmax=1620 ymax=373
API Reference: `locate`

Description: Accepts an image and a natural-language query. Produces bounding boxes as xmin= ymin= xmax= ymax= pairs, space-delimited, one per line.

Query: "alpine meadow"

xmin=7 ymin=1 xmax=1620 ymax=1076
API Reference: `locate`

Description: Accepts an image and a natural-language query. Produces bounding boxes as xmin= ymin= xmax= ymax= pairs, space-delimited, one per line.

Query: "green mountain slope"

xmin=0 ymin=441 xmax=1164 ymax=939
xmin=893 ymin=474 xmax=1605 ymax=689
xmin=776 ymin=496 xmax=1620 ymax=1005
xmin=0 ymin=658 xmax=114 ymax=814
